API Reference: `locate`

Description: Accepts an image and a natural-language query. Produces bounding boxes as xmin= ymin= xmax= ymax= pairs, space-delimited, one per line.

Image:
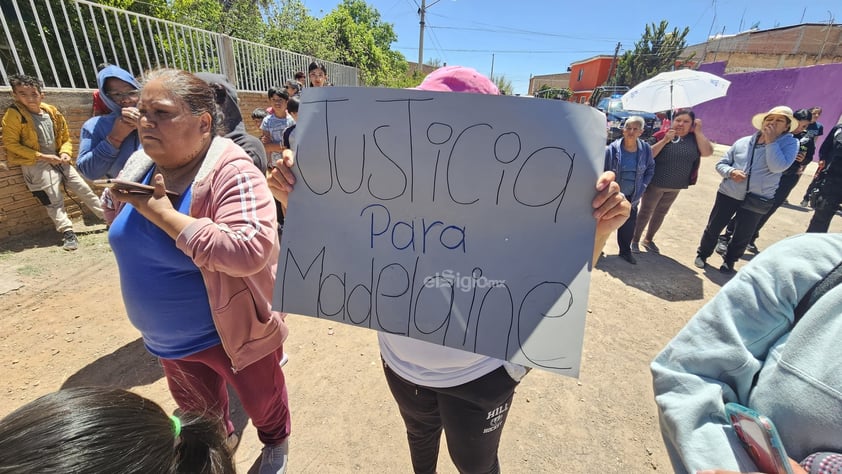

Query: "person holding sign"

xmin=268 ymin=66 xmax=630 ymax=474
xmin=102 ymin=69 xmax=290 ymax=474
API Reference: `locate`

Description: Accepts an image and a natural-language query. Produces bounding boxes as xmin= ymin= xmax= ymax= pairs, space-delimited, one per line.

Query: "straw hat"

xmin=751 ymin=106 xmax=798 ymax=132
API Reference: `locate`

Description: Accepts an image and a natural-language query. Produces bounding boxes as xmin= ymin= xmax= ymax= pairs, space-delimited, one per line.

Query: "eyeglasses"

xmin=107 ymin=90 xmax=139 ymax=101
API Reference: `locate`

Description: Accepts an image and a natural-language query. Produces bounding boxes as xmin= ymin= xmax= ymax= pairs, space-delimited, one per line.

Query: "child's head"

xmin=251 ymin=107 xmax=268 ymax=127
xmin=294 ymin=71 xmax=306 ymax=85
xmin=8 ymin=74 xmax=44 ymax=114
xmin=286 ymin=96 xmax=300 ymax=120
xmin=285 ymin=80 xmax=301 ymax=97
xmin=267 ymin=87 xmax=289 ymax=116
xmin=308 ymin=62 xmax=328 ymax=87
xmin=0 ymin=387 xmax=234 ymax=473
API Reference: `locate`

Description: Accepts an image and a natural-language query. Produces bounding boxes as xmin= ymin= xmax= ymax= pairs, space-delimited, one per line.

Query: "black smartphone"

xmin=93 ymin=178 xmax=180 ymax=197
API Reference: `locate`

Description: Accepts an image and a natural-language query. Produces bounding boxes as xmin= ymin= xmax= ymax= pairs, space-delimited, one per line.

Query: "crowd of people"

xmin=1 ymin=62 xmax=841 ymax=474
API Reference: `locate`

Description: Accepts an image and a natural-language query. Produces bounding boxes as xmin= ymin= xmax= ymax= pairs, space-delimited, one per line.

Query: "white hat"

xmin=751 ymin=106 xmax=798 ymax=133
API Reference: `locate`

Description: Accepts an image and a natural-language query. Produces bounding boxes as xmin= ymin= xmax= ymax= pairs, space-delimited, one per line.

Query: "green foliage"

xmin=320 ymin=0 xmax=407 ymax=86
xmin=68 ymin=0 xmax=411 ymax=87
xmin=492 ymin=74 xmax=513 ymax=95
xmin=264 ymin=0 xmax=337 ymax=60
xmin=614 ymin=20 xmax=694 ymax=87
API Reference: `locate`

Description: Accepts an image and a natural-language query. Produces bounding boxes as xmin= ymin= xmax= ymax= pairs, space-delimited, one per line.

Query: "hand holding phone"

xmin=725 ymin=403 xmax=794 ymax=474
xmin=93 ymin=178 xmax=180 ymax=197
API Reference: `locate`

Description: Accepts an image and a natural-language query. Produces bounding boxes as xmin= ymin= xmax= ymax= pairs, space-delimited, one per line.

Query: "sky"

xmin=300 ymin=0 xmax=839 ymax=95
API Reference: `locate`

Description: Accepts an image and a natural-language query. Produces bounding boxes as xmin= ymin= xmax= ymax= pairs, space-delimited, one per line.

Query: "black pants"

xmin=698 ymin=192 xmax=765 ymax=265
xmin=723 ymin=173 xmax=800 ymax=243
xmin=617 ymin=204 xmax=638 ymax=255
xmin=383 ymin=361 xmax=518 ymax=474
xmin=807 ymin=176 xmax=842 ymax=232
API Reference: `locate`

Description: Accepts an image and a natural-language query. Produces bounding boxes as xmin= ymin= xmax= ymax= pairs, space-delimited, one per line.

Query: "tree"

xmin=492 ymin=74 xmax=513 ymax=95
xmin=320 ymin=0 xmax=408 ymax=86
xmin=614 ymin=20 xmax=694 ymax=87
xmin=264 ymin=0 xmax=337 ymax=61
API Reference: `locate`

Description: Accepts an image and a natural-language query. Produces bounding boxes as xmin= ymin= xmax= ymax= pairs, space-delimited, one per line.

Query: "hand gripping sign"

xmin=273 ymin=86 xmax=605 ymax=377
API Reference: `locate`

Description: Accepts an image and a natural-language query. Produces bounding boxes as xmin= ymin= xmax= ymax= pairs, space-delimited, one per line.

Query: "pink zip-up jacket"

xmin=103 ymin=136 xmax=287 ymax=372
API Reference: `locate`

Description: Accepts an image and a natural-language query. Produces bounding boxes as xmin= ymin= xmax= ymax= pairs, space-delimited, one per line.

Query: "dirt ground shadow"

xmin=61 ymin=337 xmax=163 ymax=389
xmin=597 ymin=252 xmax=706 ymax=301
xmin=60 ymin=338 xmax=251 ymax=437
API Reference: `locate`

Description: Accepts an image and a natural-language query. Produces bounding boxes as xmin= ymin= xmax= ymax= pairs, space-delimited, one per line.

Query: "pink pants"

xmin=160 ymin=344 xmax=290 ymax=446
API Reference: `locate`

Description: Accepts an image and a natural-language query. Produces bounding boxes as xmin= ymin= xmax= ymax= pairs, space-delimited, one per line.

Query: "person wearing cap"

xmin=267 ymin=65 xmax=631 ymax=474
xmin=284 ymin=80 xmax=301 ymax=98
xmin=715 ymin=108 xmax=814 ymax=254
xmin=805 ymin=120 xmax=842 ymax=233
xmin=694 ymin=106 xmax=798 ymax=274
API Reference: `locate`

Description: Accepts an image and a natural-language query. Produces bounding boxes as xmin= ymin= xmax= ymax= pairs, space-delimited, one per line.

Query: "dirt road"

xmin=2 ymin=144 xmax=839 ymax=473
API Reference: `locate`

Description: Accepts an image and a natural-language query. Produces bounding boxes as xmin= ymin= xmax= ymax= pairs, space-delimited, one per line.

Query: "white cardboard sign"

xmin=273 ymin=87 xmax=605 ymax=376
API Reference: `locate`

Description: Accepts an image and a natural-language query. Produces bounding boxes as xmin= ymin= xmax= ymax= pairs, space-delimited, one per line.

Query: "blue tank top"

xmin=108 ymin=174 xmax=220 ymax=359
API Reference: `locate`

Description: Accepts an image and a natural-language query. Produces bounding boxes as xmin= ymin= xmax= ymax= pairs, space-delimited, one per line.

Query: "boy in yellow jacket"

xmin=2 ymin=74 xmax=104 ymax=250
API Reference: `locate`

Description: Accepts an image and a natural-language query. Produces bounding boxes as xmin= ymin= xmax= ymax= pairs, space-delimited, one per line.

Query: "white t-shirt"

xmin=378 ymin=332 xmax=506 ymax=388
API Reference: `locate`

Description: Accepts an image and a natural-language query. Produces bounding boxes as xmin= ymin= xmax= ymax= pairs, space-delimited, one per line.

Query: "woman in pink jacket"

xmin=102 ymin=68 xmax=290 ymax=474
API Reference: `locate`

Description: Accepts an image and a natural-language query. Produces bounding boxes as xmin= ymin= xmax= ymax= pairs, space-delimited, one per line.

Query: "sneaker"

xmin=746 ymin=242 xmax=759 ymax=253
xmin=642 ymin=240 xmax=660 ymax=254
xmin=630 ymin=242 xmax=641 ymax=253
xmin=800 ymin=199 xmax=809 ymax=207
xmin=259 ymin=439 xmax=289 ymax=474
xmin=715 ymin=240 xmax=728 ymax=256
xmin=694 ymin=256 xmax=706 ymax=269
xmin=62 ymin=231 xmax=78 ymax=251
xmin=619 ymin=253 xmax=637 ymax=265
xmin=720 ymin=262 xmax=736 ymax=275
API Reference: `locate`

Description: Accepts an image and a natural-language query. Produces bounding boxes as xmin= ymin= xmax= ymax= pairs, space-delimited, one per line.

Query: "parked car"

xmin=588 ymin=85 xmax=629 ymax=107
xmin=595 ymin=96 xmax=660 ymax=144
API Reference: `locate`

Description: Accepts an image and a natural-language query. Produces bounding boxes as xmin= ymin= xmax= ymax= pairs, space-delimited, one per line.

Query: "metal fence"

xmin=0 ymin=0 xmax=359 ymax=91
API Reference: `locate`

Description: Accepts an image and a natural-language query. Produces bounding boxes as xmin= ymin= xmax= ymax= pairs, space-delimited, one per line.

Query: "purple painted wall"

xmin=693 ymin=62 xmax=842 ymax=153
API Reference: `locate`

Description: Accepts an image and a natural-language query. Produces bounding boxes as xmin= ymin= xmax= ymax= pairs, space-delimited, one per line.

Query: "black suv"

xmin=594 ymin=97 xmax=660 ymax=143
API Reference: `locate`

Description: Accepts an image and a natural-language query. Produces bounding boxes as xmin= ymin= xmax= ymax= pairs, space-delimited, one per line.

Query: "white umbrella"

xmin=621 ymin=69 xmax=731 ymax=113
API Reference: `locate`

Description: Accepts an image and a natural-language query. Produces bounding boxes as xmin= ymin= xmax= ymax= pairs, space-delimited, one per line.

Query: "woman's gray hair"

xmin=624 ymin=116 xmax=645 ymax=129
xmin=142 ymin=68 xmax=224 ymax=135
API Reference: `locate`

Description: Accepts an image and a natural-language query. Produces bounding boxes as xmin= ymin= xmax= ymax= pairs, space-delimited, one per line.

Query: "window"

xmin=577 ymin=68 xmax=584 ymax=81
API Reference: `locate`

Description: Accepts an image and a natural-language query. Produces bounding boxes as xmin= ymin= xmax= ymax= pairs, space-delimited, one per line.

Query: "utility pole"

xmin=490 ymin=53 xmax=495 ymax=80
xmin=416 ymin=0 xmax=442 ymax=72
xmin=417 ymin=0 xmax=425 ymax=72
xmin=607 ymin=42 xmax=621 ymax=86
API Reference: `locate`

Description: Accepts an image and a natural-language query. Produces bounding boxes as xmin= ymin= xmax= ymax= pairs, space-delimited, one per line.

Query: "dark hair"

xmin=143 ymin=68 xmax=223 ymax=135
xmin=286 ymin=96 xmax=300 ymax=115
xmin=294 ymin=71 xmax=305 ymax=81
xmin=96 ymin=62 xmax=112 ymax=72
xmin=285 ymin=80 xmax=301 ymax=94
xmin=8 ymin=74 xmax=43 ymax=93
xmin=308 ymin=62 xmax=326 ymax=75
xmin=267 ymin=87 xmax=289 ymax=101
xmin=0 ymin=387 xmax=234 ymax=474
xmin=251 ymin=108 xmax=268 ymax=120
xmin=672 ymin=108 xmax=696 ymax=122
xmin=794 ymin=108 xmax=812 ymax=121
